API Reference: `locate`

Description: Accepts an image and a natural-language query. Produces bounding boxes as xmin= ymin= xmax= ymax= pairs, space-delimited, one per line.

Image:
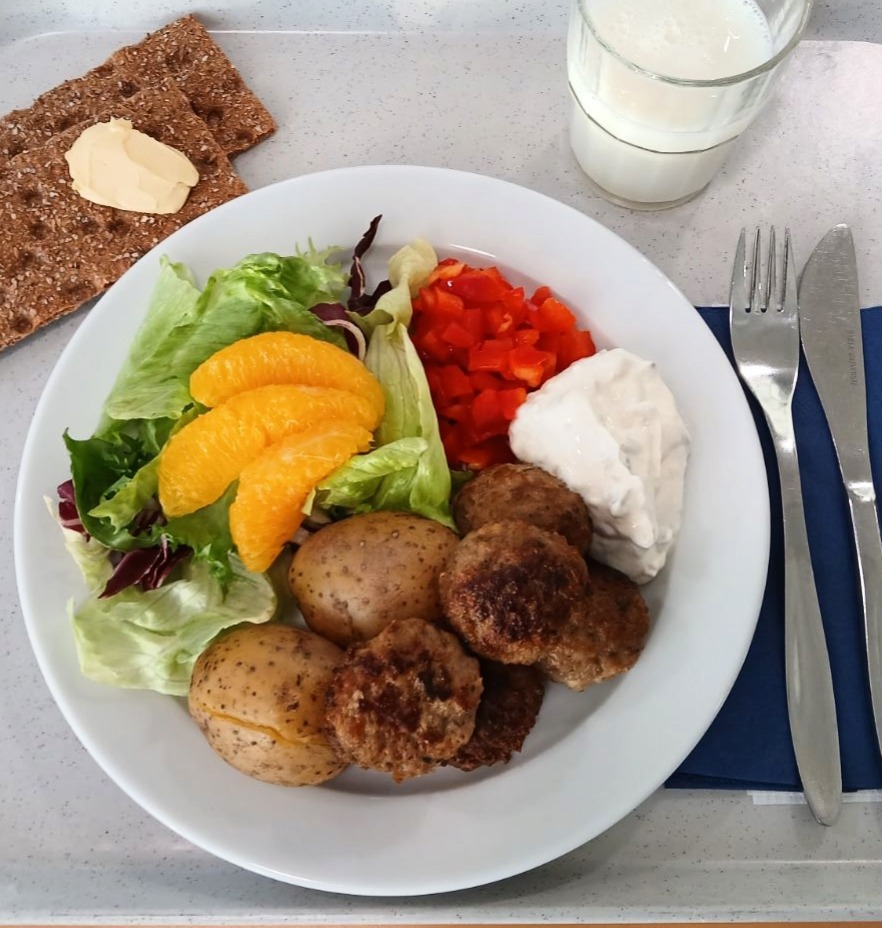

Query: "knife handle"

xmin=847 ymin=491 xmax=882 ymax=763
xmin=775 ymin=436 xmax=843 ymax=825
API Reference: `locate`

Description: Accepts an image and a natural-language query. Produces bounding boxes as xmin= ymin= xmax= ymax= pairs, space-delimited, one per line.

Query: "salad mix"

xmin=55 ymin=219 xmax=595 ymax=696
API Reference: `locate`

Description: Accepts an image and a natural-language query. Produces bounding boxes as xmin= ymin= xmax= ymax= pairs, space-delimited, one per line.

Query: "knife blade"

xmin=799 ymin=223 xmax=882 ymax=766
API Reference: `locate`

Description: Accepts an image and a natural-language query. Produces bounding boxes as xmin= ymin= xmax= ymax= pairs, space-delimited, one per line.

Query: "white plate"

xmin=14 ymin=166 xmax=769 ymax=896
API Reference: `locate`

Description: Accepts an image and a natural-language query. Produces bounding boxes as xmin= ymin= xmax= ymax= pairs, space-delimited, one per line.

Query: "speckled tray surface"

xmin=3 ymin=2 xmax=882 ymax=923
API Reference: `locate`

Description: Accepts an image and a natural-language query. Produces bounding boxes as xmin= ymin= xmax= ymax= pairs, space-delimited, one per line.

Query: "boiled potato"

xmin=289 ymin=511 xmax=459 ymax=647
xmin=188 ymin=623 xmax=345 ymax=787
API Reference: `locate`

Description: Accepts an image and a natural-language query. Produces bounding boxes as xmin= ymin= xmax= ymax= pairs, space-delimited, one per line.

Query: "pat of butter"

xmin=64 ymin=118 xmax=199 ymax=214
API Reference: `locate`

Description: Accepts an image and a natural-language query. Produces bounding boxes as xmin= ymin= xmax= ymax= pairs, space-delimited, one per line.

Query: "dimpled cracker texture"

xmin=0 ymin=14 xmax=276 ymax=165
xmin=0 ymin=82 xmax=248 ymax=351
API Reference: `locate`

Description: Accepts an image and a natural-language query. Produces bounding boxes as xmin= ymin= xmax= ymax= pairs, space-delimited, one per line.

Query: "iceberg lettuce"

xmin=71 ymin=553 xmax=276 ymax=696
xmin=48 ymin=499 xmax=277 ymax=695
xmin=322 ymin=240 xmax=456 ymax=527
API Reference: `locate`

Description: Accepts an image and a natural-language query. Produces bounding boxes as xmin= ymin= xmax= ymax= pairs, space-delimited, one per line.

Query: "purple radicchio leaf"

xmin=347 ymin=214 xmax=381 ymax=302
xmin=349 ymin=279 xmax=392 ymax=316
xmin=129 ymin=499 xmax=166 ymax=536
xmin=57 ymin=479 xmax=87 ymax=536
xmin=140 ymin=540 xmax=191 ymax=591
xmin=347 ymin=215 xmax=394 ymax=316
xmin=99 ymin=537 xmax=191 ymax=599
xmin=310 ymin=302 xmax=367 ymax=359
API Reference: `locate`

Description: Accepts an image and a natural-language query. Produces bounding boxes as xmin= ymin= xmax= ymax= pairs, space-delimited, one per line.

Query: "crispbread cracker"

xmin=0 ymin=82 xmax=248 ymax=352
xmin=0 ymin=14 xmax=275 ymax=165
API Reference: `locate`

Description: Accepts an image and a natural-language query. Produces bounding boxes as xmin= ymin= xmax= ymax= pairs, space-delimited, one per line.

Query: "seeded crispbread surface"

xmin=0 ymin=14 xmax=275 ymax=164
xmin=0 ymin=82 xmax=248 ymax=352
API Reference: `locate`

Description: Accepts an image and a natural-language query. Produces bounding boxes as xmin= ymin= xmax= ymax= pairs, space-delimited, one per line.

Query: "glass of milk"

xmin=567 ymin=0 xmax=812 ymax=209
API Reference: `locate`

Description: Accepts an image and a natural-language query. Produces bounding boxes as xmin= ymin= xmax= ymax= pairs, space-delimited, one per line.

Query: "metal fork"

xmin=729 ymin=227 xmax=842 ymax=825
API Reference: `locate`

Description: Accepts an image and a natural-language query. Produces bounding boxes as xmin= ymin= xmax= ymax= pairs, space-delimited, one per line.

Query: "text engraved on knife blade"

xmin=847 ymin=328 xmax=858 ymax=386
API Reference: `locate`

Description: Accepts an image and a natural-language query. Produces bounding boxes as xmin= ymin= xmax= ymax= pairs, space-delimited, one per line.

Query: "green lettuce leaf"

xmin=99 ymin=259 xmax=202 ymax=425
xmin=357 ymin=238 xmax=437 ymax=333
xmin=317 ymin=437 xmax=428 ymax=510
xmin=64 ymin=430 xmax=154 ymax=550
xmin=344 ymin=240 xmax=455 ymax=528
xmin=45 ymin=497 xmax=114 ymax=594
xmin=102 ymin=251 xmax=348 ymax=425
xmin=88 ymin=456 xmax=160 ymax=530
xmin=71 ymin=555 xmax=277 ymax=696
xmin=157 ymin=484 xmax=238 ymax=584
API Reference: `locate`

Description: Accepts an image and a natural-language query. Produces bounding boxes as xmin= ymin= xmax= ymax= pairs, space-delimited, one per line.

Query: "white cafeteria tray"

xmin=3 ymin=1 xmax=882 ymax=922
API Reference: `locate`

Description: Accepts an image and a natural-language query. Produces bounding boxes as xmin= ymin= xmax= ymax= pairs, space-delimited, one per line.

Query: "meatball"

xmin=447 ymin=661 xmax=546 ymax=772
xmin=324 ymin=617 xmax=482 ymax=781
xmin=452 ymin=463 xmax=593 ymax=554
xmin=538 ymin=560 xmax=650 ymax=691
xmin=439 ymin=519 xmax=589 ymax=664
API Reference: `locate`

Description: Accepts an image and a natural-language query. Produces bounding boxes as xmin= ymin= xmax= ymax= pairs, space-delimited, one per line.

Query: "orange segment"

xmin=158 ymin=385 xmax=381 ymax=518
xmin=190 ymin=331 xmax=385 ymax=418
xmin=230 ymin=422 xmax=372 ymax=573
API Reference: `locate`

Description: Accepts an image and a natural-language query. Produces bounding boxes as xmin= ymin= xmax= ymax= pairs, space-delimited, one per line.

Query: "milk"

xmin=568 ymin=0 xmax=776 ymax=207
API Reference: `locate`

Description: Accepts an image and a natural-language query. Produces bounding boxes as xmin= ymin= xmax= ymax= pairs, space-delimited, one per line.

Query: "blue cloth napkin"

xmin=666 ymin=306 xmax=882 ymax=791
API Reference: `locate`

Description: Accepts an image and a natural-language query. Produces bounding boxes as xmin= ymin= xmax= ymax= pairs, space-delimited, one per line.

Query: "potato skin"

xmin=188 ymin=624 xmax=345 ymax=787
xmin=288 ymin=511 xmax=460 ymax=647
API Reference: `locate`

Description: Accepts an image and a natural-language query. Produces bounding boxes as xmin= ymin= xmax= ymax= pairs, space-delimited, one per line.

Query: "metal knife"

xmin=799 ymin=224 xmax=882 ymax=768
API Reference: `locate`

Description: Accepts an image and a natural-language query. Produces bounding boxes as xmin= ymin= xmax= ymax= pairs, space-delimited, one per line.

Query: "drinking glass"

xmin=567 ymin=0 xmax=813 ymax=210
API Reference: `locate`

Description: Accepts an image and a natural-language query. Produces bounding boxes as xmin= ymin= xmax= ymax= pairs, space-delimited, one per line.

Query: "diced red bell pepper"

xmin=531 ymin=285 xmax=552 ymax=305
xmin=458 ymin=437 xmax=516 ymax=470
xmin=446 ymin=271 xmax=510 ymax=303
xmin=468 ymin=338 xmax=513 ymax=372
xmin=438 ymin=402 xmax=471 ymax=424
xmin=513 ymin=328 xmax=541 ymax=347
xmin=439 ymin=422 xmax=464 ymax=462
xmin=509 ymin=345 xmax=555 ymax=387
xmin=441 ymin=320 xmax=478 ymax=349
xmin=437 ymin=364 xmax=473 ymax=402
xmin=424 ymin=365 xmax=443 ymax=397
xmin=484 ymin=299 xmax=524 ymax=335
xmin=471 ymin=388 xmax=506 ymax=434
xmin=415 ymin=286 xmax=464 ymax=321
xmin=534 ymin=297 xmax=577 ymax=333
xmin=498 ymin=387 xmax=527 ymax=421
xmin=462 ymin=308 xmax=484 ymax=343
xmin=428 ymin=258 xmax=465 ymax=284
xmin=418 ymin=328 xmax=456 ymax=364
xmin=470 ymin=370 xmax=505 ymax=392
xmin=557 ymin=328 xmax=597 ymax=369
xmin=537 ymin=331 xmax=562 ymax=356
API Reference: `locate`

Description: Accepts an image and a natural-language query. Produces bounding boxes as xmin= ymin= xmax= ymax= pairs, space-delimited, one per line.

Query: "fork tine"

xmin=782 ymin=227 xmax=798 ymax=315
xmin=767 ymin=226 xmax=777 ymax=311
xmin=729 ymin=228 xmax=748 ymax=313
xmin=751 ymin=227 xmax=763 ymax=312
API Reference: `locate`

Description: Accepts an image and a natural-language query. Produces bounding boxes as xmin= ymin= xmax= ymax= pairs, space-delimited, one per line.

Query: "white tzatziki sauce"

xmin=508 ymin=348 xmax=690 ymax=584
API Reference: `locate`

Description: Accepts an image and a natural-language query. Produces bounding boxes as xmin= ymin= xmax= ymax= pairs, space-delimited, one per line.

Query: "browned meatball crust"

xmin=447 ymin=661 xmax=546 ymax=772
xmin=439 ymin=519 xmax=589 ymax=664
xmin=452 ymin=463 xmax=593 ymax=554
xmin=539 ymin=560 xmax=649 ymax=691
xmin=324 ymin=618 xmax=482 ymax=781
